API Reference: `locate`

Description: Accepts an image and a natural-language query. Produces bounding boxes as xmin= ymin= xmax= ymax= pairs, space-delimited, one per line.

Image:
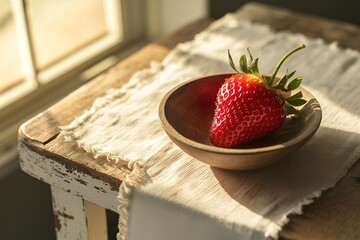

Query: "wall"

xmin=209 ymin=0 xmax=360 ymax=25
xmin=145 ymin=0 xmax=209 ymax=40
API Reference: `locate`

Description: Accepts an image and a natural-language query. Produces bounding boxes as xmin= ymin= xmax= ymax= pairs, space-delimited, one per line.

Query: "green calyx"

xmin=228 ymin=44 xmax=307 ymax=115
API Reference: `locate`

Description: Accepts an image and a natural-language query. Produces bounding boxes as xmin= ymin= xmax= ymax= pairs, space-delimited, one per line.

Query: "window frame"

xmin=1 ymin=0 xmax=127 ymax=108
xmin=0 ymin=0 xmax=146 ymax=157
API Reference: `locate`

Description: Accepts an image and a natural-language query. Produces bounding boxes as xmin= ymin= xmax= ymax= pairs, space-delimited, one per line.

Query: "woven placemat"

xmin=60 ymin=11 xmax=360 ymax=240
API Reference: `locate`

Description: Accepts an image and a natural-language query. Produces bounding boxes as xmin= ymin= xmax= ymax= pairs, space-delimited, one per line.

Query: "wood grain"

xmin=19 ymin=18 xmax=212 ymax=186
xmin=18 ymin=3 xmax=360 ymax=239
xmin=159 ymin=74 xmax=321 ymax=170
xmin=236 ymin=3 xmax=360 ymax=50
xmin=280 ymin=162 xmax=360 ymax=240
xmin=20 ymin=18 xmax=212 ymax=145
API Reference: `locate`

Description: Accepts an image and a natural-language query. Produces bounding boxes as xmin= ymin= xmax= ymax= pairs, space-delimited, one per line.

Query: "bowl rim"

xmin=158 ymin=73 xmax=322 ymax=155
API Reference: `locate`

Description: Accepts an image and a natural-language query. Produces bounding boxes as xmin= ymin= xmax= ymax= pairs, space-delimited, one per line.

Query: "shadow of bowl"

xmin=159 ymin=73 xmax=322 ymax=170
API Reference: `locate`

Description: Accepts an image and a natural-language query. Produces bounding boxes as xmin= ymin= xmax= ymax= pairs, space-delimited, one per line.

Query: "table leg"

xmin=51 ymin=186 xmax=108 ymax=240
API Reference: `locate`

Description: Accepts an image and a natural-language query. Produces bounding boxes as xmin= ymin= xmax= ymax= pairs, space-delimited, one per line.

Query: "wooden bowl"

xmin=158 ymin=74 xmax=322 ymax=170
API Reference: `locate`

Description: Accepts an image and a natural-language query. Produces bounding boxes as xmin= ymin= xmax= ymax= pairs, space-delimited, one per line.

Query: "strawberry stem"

xmin=268 ymin=44 xmax=306 ymax=87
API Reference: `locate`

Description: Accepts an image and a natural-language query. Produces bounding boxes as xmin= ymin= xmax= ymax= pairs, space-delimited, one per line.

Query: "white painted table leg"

xmin=51 ymin=186 xmax=108 ymax=240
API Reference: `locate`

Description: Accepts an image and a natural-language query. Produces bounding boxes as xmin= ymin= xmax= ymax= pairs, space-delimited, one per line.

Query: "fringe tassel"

xmin=117 ymin=161 xmax=151 ymax=240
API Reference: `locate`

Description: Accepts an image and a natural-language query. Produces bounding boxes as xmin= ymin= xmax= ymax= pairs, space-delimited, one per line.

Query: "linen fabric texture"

xmin=60 ymin=11 xmax=360 ymax=240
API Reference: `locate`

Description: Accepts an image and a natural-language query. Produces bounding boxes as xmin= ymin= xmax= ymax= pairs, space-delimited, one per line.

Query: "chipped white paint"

xmin=20 ymin=142 xmax=115 ymax=239
xmin=19 ymin=142 xmax=119 ymax=212
xmin=51 ymin=186 xmax=88 ymax=239
xmin=51 ymin=187 xmax=108 ymax=240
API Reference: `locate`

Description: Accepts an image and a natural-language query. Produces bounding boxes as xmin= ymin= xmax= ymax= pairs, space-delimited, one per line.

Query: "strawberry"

xmin=210 ymin=45 xmax=307 ymax=148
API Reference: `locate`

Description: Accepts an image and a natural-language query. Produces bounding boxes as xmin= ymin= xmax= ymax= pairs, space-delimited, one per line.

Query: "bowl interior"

xmin=163 ymin=74 xmax=321 ymax=150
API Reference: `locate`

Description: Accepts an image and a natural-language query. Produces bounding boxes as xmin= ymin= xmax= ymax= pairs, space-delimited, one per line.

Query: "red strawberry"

xmin=210 ymin=45 xmax=307 ymax=148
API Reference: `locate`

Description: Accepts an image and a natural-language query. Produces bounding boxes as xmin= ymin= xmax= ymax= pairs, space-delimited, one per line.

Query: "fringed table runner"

xmin=60 ymin=11 xmax=360 ymax=240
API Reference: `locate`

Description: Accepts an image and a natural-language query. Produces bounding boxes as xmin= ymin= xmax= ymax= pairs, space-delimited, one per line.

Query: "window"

xmin=0 ymin=0 xmax=208 ymax=175
xmin=0 ymin=0 xmax=146 ymax=162
xmin=0 ymin=0 xmax=126 ymax=108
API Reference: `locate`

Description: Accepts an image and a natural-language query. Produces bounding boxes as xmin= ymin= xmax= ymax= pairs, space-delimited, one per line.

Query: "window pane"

xmin=26 ymin=0 xmax=107 ymax=70
xmin=0 ymin=0 xmax=24 ymax=94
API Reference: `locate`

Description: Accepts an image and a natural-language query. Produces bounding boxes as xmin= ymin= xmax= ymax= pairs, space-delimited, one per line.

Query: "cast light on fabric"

xmin=60 ymin=11 xmax=360 ymax=240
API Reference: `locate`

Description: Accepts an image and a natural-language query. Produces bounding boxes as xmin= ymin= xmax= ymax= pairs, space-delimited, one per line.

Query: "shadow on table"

xmin=211 ymin=126 xmax=360 ymax=222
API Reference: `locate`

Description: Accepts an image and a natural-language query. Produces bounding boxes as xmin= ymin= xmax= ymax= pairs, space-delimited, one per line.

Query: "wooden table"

xmin=19 ymin=3 xmax=360 ymax=240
